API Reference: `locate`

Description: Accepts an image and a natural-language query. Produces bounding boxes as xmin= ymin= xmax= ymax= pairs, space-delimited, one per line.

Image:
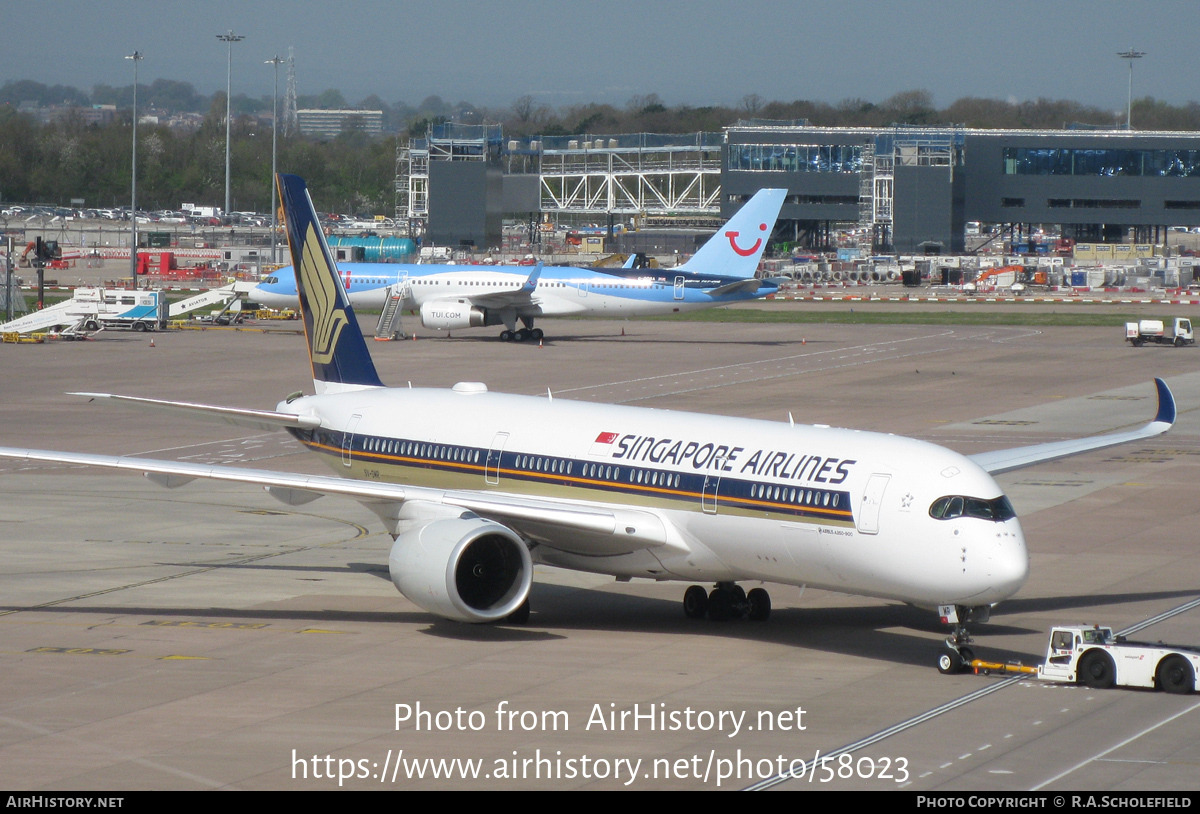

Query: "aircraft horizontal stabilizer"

xmin=0 ymin=447 xmax=675 ymax=555
xmin=968 ymin=378 xmax=1176 ymax=475
xmin=68 ymin=392 xmax=322 ymax=432
xmin=706 ymin=278 xmax=762 ymax=297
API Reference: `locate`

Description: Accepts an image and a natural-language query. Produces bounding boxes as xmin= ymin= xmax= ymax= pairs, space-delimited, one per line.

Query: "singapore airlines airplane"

xmin=0 ymin=175 xmax=1176 ymax=669
xmin=250 ymin=188 xmax=787 ymax=342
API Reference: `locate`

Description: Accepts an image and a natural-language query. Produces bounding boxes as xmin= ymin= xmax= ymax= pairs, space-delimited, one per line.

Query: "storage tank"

xmin=328 ymin=236 xmax=417 ymax=261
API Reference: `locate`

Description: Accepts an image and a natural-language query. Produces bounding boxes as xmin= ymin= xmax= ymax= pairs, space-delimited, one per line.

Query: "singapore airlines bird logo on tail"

xmin=298 ymin=222 xmax=349 ymax=365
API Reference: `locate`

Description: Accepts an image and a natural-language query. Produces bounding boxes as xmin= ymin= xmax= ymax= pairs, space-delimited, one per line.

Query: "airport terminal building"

xmin=724 ymin=124 xmax=1200 ymax=253
xmin=400 ymin=124 xmax=1200 ymax=253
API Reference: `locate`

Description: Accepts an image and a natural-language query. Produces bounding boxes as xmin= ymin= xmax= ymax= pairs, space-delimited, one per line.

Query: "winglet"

xmin=1154 ymin=377 xmax=1176 ymax=427
xmin=522 ymin=261 xmax=543 ymax=294
xmin=969 ymin=379 xmax=1178 ymax=475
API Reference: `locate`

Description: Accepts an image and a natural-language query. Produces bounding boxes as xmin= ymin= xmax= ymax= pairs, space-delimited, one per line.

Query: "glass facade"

xmin=728 ymin=143 xmax=862 ymax=173
xmin=1003 ymin=147 xmax=1200 ymax=177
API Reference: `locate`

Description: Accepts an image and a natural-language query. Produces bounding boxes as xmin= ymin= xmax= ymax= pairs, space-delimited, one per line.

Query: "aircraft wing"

xmin=68 ymin=392 xmax=321 ymax=432
xmin=968 ymin=378 xmax=1176 ymax=475
xmin=0 ymin=446 xmax=673 ymax=556
xmin=451 ymin=262 xmax=544 ymax=309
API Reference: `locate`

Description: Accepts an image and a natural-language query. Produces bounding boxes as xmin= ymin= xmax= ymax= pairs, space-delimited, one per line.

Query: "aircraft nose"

xmin=252 ymin=286 xmax=285 ymax=308
xmin=988 ymin=522 xmax=1030 ymax=598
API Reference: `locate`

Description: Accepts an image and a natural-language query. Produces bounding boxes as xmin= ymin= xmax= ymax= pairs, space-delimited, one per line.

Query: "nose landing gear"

xmin=936 ymin=604 xmax=988 ymax=673
xmin=683 ymin=583 xmax=771 ymax=622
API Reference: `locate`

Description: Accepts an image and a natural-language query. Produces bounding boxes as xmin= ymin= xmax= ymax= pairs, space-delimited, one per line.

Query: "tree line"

xmin=4 ymin=78 xmax=1200 ymax=213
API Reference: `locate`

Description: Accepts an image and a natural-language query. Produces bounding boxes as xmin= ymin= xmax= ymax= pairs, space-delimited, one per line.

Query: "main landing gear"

xmin=498 ymin=327 xmax=544 ymax=342
xmin=683 ymin=583 xmax=771 ymax=622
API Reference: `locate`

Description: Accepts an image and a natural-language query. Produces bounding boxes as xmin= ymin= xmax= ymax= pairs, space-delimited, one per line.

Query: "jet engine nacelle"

xmin=388 ymin=516 xmax=532 ymax=622
xmin=420 ymin=300 xmax=487 ymax=330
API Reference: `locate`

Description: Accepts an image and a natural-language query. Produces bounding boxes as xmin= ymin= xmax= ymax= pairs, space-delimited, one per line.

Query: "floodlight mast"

xmin=1117 ymin=48 xmax=1146 ymax=130
xmin=266 ymin=56 xmax=283 ymax=263
xmin=217 ymin=31 xmax=245 ymax=221
xmin=125 ymin=51 xmax=143 ymax=285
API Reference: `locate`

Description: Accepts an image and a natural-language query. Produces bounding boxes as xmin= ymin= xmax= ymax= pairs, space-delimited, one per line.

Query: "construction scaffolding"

xmin=859 ymin=126 xmax=965 ymax=251
xmin=520 ymin=133 xmax=723 ymax=215
xmin=393 ymin=128 xmax=723 ymax=228
xmin=395 ymin=124 xmax=503 ymax=237
xmin=394 ymin=137 xmax=428 ymax=237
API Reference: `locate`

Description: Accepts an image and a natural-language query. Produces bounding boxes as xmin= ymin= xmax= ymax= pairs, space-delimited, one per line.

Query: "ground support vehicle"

xmin=0 ymin=288 xmax=164 ymax=335
xmin=938 ymin=625 xmax=1200 ymax=694
xmin=1126 ymin=318 xmax=1194 ymax=347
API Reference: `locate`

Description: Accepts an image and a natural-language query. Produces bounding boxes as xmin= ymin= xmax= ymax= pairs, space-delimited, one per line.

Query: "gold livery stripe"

xmin=302 ymin=440 xmax=854 ymax=520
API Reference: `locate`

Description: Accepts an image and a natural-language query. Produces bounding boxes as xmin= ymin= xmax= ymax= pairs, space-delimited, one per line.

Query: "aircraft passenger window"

xmin=833 ymin=494 xmax=840 ymax=507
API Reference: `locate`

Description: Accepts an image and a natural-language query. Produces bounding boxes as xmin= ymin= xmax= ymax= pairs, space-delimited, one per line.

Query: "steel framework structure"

xmin=534 ymin=138 xmax=722 ymax=214
xmin=394 ymin=138 xmax=428 ymax=235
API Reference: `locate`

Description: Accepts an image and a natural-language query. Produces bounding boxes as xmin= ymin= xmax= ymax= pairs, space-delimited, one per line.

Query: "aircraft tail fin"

xmin=678 ymin=188 xmax=786 ymax=278
xmin=277 ymin=173 xmax=384 ymax=394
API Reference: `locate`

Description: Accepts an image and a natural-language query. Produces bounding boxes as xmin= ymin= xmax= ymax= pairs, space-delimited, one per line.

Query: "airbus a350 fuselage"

xmin=281 ymin=385 xmax=1028 ymax=608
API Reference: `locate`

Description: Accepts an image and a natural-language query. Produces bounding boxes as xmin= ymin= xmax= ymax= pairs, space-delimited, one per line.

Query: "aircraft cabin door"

xmin=398 ymin=270 xmax=411 ymax=304
xmin=485 ymin=432 xmax=509 ymax=485
xmin=856 ymin=473 xmax=890 ymax=534
xmin=701 ymin=475 xmax=720 ymax=514
xmin=342 ymin=414 xmax=362 ymax=468
xmin=674 ymin=276 xmax=685 ymax=300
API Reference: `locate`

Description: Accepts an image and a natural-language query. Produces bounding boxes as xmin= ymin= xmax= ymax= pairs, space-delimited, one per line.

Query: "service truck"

xmin=1125 ymin=318 xmax=1193 ymax=347
xmin=939 ymin=624 xmax=1199 ymax=694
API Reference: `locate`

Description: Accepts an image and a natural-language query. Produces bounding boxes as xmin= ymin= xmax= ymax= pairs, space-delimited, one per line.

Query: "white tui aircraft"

xmin=249 ymin=188 xmax=787 ymax=342
xmin=0 ymin=175 xmax=1177 ymax=667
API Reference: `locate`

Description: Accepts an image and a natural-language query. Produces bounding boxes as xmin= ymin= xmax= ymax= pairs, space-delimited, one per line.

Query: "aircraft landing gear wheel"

xmin=1078 ymin=650 xmax=1116 ymax=689
xmin=1157 ymin=655 xmax=1194 ymax=694
xmin=683 ymin=585 xmax=708 ymax=620
xmin=531 ymin=328 xmax=544 ymax=341
xmin=504 ymin=598 xmax=530 ymax=625
xmin=500 ymin=330 xmax=513 ymax=341
xmin=937 ymin=649 xmax=965 ymax=674
xmin=747 ymin=588 xmax=771 ymax=621
xmin=958 ymin=646 xmax=975 ymax=664
xmin=707 ymin=588 xmax=732 ymax=622
xmin=514 ymin=328 xmax=529 ymax=342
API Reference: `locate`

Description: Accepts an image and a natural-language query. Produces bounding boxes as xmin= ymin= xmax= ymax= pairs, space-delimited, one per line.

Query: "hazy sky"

xmin=5 ymin=0 xmax=1196 ymax=112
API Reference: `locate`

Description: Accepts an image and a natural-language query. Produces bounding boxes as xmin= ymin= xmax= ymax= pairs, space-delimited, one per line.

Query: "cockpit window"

xmin=929 ymin=495 xmax=1015 ymax=522
xmin=263 ymin=276 xmax=278 ymax=284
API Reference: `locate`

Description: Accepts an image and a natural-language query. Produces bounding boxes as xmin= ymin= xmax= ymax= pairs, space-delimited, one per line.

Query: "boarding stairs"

xmin=375 ymin=281 xmax=411 ymax=340
xmin=168 ymin=281 xmax=260 ymax=319
xmin=0 ymin=295 xmax=100 ymax=337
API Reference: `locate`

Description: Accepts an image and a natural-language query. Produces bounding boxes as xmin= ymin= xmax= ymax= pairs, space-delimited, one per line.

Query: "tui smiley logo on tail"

xmin=725 ymin=222 xmax=768 ymax=256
